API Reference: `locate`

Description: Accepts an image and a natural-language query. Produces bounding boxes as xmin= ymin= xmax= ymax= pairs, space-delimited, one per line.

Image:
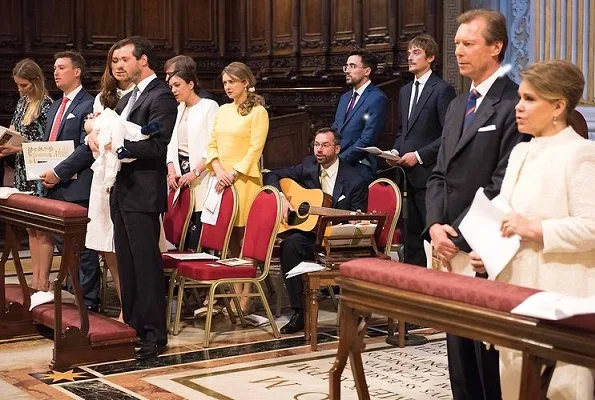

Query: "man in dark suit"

xmin=425 ymin=9 xmax=528 ymax=400
xmin=264 ymin=127 xmax=368 ymax=334
xmin=332 ymin=51 xmax=389 ymax=183
xmin=40 ymin=51 xmax=99 ymax=311
xmin=89 ymin=36 xmax=177 ymax=360
xmin=391 ymin=34 xmax=456 ymax=267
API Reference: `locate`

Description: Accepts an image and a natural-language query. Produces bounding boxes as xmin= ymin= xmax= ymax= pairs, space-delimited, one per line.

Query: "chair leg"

xmin=173 ymin=277 xmax=186 ymax=335
xmin=221 ymin=295 xmax=236 ymax=325
xmin=255 ymin=281 xmax=280 ymax=338
xmin=166 ymin=270 xmax=177 ymax=333
xmin=229 ymin=284 xmax=248 ymax=327
xmin=204 ymin=284 xmax=217 ymax=348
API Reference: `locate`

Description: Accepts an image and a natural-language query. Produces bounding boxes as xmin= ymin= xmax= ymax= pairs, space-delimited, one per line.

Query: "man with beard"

xmin=332 ymin=50 xmax=389 ymax=182
xmin=263 ymin=127 xmax=368 ymax=334
xmin=88 ymin=36 xmax=177 ymax=360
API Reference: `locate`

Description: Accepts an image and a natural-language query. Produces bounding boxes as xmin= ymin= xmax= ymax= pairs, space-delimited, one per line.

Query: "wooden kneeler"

xmin=0 ymin=194 xmax=136 ymax=369
xmin=330 ymin=258 xmax=595 ymax=400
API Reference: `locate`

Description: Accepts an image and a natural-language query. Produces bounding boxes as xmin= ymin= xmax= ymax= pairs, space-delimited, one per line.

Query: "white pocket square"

xmin=338 ymin=194 xmax=346 ymax=202
xmin=478 ymin=124 xmax=496 ymax=132
xmin=66 ymin=113 xmax=76 ymax=119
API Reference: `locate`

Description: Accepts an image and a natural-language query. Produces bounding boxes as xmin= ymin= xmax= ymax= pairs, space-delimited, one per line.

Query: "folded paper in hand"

xmin=286 ymin=261 xmax=325 ymax=278
xmin=459 ymin=188 xmax=520 ymax=279
xmin=356 ymin=146 xmax=401 ymax=162
xmin=511 ymin=291 xmax=595 ymax=320
xmin=0 ymin=125 xmax=25 ymax=146
xmin=201 ymin=175 xmax=222 ymax=225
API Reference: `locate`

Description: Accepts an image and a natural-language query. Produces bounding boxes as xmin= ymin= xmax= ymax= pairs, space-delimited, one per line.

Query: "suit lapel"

xmin=341 ymin=85 xmax=372 ymax=128
xmin=128 ymin=78 xmax=158 ymax=117
xmin=331 ymin=161 xmax=346 ymax=206
xmin=451 ymin=77 xmax=506 ymax=157
xmin=400 ymin=83 xmax=412 ymax=137
xmin=407 ymin=75 xmax=437 ymax=133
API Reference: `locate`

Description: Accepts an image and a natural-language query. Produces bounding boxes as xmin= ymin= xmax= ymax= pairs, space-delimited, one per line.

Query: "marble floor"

xmin=1 ymin=264 xmax=449 ymax=399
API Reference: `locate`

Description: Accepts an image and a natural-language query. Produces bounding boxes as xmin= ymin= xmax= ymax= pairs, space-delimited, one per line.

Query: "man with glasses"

xmin=332 ymin=50 xmax=389 ymax=182
xmin=264 ymin=127 xmax=368 ymax=334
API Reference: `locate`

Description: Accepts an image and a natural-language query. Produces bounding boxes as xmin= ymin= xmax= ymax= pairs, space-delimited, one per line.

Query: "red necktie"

xmin=49 ymin=97 xmax=69 ymax=141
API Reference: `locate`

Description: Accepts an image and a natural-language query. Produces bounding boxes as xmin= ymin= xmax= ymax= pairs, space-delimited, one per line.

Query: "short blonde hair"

xmin=520 ymin=60 xmax=585 ymax=118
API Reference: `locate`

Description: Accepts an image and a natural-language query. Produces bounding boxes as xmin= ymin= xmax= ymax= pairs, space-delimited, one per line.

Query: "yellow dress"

xmin=206 ymin=103 xmax=269 ymax=226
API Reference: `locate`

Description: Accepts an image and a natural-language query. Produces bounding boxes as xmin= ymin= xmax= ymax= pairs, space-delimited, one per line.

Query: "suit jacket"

xmin=46 ymin=88 xmax=94 ymax=203
xmin=332 ymin=83 xmax=389 ymax=173
xmin=425 ymin=75 xmax=528 ymax=251
xmin=263 ymin=156 xmax=368 ymax=212
xmin=393 ymin=73 xmax=456 ymax=189
xmin=113 ymin=77 xmax=178 ymax=213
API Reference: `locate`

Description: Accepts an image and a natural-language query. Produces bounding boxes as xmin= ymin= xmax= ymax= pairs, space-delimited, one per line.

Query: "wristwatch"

xmin=192 ymin=168 xmax=200 ymax=177
xmin=231 ymin=170 xmax=239 ymax=178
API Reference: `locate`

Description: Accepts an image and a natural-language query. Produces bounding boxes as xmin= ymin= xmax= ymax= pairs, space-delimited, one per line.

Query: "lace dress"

xmin=10 ymin=96 xmax=52 ymax=196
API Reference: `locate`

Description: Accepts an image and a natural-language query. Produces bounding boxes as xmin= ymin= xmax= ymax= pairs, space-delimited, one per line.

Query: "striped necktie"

xmin=463 ymin=89 xmax=481 ymax=129
xmin=320 ymin=170 xmax=331 ymax=195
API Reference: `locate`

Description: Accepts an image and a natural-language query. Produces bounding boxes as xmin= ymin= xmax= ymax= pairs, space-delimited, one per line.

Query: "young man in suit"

xmin=263 ymin=128 xmax=368 ymax=334
xmin=40 ymin=51 xmax=99 ymax=311
xmin=391 ymin=34 xmax=456 ymax=267
xmin=331 ymin=51 xmax=389 ymax=183
xmin=425 ymin=9 xmax=528 ymax=400
xmin=89 ymin=36 xmax=178 ymax=360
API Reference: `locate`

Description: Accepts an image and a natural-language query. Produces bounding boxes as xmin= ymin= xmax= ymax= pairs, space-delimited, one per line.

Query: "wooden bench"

xmin=0 ymin=194 xmax=136 ymax=369
xmin=329 ymin=258 xmax=595 ymax=400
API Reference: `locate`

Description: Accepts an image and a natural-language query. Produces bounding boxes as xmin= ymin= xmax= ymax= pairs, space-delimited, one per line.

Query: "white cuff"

xmin=415 ymin=151 xmax=423 ymax=164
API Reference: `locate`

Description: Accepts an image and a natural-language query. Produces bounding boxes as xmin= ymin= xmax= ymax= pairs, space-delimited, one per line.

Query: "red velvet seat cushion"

xmin=0 ymin=194 xmax=87 ymax=218
xmin=177 ymin=261 xmax=257 ymax=280
xmin=340 ymin=258 xmax=595 ymax=334
xmin=162 ymin=251 xmax=183 ymax=269
xmin=31 ymin=303 xmax=136 ymax=342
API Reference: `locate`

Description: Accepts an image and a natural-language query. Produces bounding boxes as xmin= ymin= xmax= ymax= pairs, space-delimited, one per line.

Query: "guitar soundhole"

xmin=286 ymin=202 xmax=310 ymax=226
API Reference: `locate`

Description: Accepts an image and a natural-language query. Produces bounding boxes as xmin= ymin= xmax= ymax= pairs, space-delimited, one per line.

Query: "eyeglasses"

xmin=342 ymin=63 xmax=365 ymax=72
xmin=313 ymin=142 xmax=336 ymax=149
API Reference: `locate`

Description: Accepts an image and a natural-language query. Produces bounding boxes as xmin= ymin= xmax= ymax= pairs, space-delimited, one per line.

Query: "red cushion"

xmin=367 ymin=181 xmax=399 ymax=248
xmin=163 ymin=186 xmax=193 ymax=246
xmin=31 ymin=303 xmax=136 ymax=342
xmin=162 ymin=251 xmax=183 ymax=269
xmin=5 ymin=284 xmax=26 ymax=306
xmin=0 ymin=194 xmax=87 ymax=218
xmin=200 ymin=186 xmax=236 ymax=252
xmin=177 ymin=261 xmax=257 ymax=280
xmin=242 ymin=190 xmax=279 ymax=261
xmin=340 ymin=258 xmax=595 ymax=334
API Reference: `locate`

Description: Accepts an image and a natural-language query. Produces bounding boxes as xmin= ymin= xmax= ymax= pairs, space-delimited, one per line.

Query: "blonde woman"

xmin=1 ymin=59 xmax=53 ymax=292
xmin=206 ymin=62 xmax=268 ymax=314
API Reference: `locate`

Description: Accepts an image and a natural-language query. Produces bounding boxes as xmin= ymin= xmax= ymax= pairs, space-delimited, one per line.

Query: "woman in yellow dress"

xmin=206 ymin=62 xmax=268 ymax=313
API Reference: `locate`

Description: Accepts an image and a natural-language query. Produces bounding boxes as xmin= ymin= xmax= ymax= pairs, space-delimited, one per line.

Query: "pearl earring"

xmin=553 ymin=116 xmax=557 ymax=126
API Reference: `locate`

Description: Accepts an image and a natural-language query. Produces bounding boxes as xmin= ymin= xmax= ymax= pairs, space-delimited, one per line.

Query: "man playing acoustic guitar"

xmin=263 ymin=127 xmax=368 ymax=333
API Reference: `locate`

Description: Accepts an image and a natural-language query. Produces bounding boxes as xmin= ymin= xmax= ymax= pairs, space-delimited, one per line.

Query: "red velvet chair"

xmin=367 ymin=178 xmax=402 ymax=256
xmin=168 ymin=185 xmax=238 ymax=335
xmin=174 ymin=186 xmax=282 ymax=346
xmin=161 ymin=186 xmax=194 ymax=330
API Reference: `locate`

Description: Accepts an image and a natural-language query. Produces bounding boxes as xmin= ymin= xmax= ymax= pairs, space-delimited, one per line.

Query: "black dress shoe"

xmin=280 ymin=311 xmax=304 ymax=334
xmin=134 ymin=343 xmax=166 ymax=360
xmin=86 ymin=305 xmax=99 ymax=313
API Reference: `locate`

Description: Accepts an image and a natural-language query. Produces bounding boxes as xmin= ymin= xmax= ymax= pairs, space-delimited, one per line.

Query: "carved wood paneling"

xmin=300 ymin=0 xmax=324 ymax=54
xmin=132 ymin=0 xmax=173 ymax=51
xmin=182 ymin=0 xmax=218 ymax=54
xmin=362 ymin=0 xmax=390 ymax=48
xmin=272 ymin=0 xmax=293 ymax=56
xmin=30 ymin=0 xmax=76 ymax=52
xmin=82 ymin=0 xmax=126 ymax=52
xmin=265 ymin=112 xmax=312 ymax=169
xmin=0 ymin=0 xmax=22 ymax=50
xmin=330 ymin=0 xmax=355 ymax=52
xmin=225 ymin=0 xmax=243 ymax=55
xmin=247 ymin=0 xmax=267 ymax=56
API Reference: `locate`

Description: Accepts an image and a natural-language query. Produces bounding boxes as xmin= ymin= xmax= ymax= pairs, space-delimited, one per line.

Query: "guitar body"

xmin=279 ymin=178 xmax=332 ymax=233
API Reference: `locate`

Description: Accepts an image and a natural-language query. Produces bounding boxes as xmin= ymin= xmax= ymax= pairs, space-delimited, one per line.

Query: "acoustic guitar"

xmin=278 ymin=178 xmax=354 ymax=233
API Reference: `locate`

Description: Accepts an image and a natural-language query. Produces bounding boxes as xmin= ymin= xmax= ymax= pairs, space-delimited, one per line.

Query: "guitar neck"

xmin=309 ymin=206 xmax=354 ymax=217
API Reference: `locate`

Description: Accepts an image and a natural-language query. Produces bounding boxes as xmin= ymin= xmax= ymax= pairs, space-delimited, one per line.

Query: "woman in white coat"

xmin=166 ymin=57 xmax=219 ymax=249
xmin=470 ymin=60 xmax=595 ymax=400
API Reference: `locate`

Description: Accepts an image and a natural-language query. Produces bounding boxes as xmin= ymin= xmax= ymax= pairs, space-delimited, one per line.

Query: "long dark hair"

xmin=99 ymin=42 xmax=120 ymax=109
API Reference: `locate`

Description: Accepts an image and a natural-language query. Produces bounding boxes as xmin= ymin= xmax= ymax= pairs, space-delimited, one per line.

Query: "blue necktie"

xmin=463 ymin=89 xmax=481 ymax=129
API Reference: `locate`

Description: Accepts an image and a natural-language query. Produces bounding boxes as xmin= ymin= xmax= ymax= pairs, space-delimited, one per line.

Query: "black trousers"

xmin=279 ymin=231 xmax=315 ymax=310
xmin=110 ymin=192 xmax=167 ymax=346
xmin=403 ymin=184 xmax=427 ymax=267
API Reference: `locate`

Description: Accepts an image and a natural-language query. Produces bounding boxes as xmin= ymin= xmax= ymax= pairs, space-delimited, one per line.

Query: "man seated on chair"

xmin=263 ymin=127 xmax=368 ymax=334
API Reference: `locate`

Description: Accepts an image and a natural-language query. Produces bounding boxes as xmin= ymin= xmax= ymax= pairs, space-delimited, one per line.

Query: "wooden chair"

xmin=174 ymin=186 xmax=282 ymax=346
xmin=168 ymin=185 xmax=237 ymax=334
